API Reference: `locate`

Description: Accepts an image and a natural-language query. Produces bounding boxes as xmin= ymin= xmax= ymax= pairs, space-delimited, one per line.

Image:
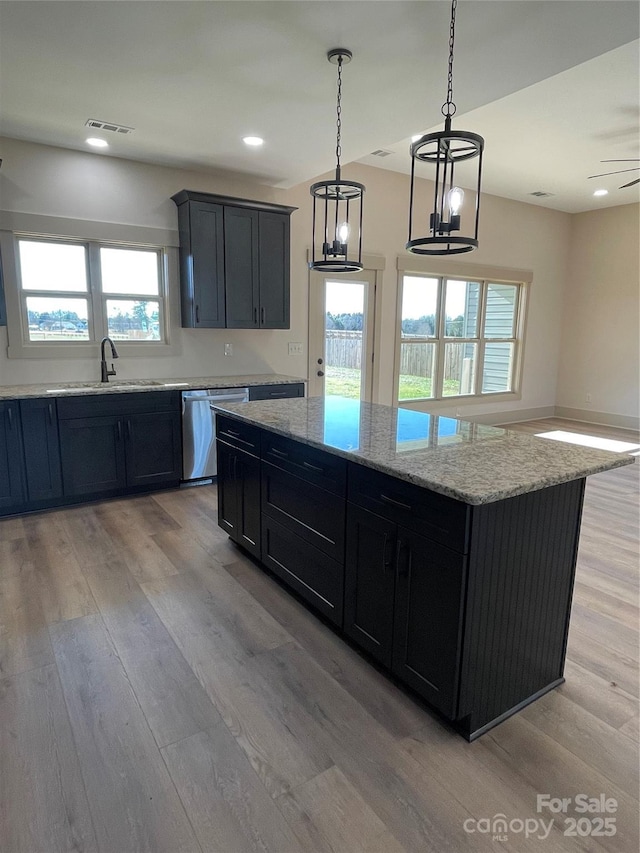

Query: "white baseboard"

xmin=465 ymin=406 xmax=556 ymax=426
xmin=554 ymin=406 xmax=639 ymax=432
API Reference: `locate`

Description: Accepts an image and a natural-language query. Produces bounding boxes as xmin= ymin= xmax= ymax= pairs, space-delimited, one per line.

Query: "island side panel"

xmin=456 ymin=478 xmax=586 ymax=740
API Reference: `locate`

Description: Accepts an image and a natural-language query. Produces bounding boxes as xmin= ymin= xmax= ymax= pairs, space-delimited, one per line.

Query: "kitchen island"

xmin=213 ymin=395 xmax=633 ymax=740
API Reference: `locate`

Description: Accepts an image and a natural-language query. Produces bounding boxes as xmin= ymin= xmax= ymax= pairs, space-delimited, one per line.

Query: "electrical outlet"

xmin=288 ymin=342 xmax=304 ymax=356
xmin=224 ymin=343 xmax=233 ymax=357
xmin=586 ymin=393 xmax=592 ymax=403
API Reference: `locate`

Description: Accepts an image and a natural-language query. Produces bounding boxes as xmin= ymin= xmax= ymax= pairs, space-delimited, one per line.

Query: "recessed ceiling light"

xmin=243 ymin=136 xmax=264 ymax=147
xmin=593 ymin=189 xmax=608 ymax=197
xmin=86 ymin=137 xmax=109 ymax=148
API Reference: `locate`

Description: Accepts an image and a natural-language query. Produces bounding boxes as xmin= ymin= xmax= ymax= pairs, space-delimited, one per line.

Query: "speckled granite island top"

xmin=0 ymin=374 xmax=304 ymax=400
xmin=212 ymin=395 xmax=634 ymax=505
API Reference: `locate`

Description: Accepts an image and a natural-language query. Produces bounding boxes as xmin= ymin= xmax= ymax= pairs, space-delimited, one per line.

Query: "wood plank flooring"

xmin=1 ymin=417 xmax=638 ymax=853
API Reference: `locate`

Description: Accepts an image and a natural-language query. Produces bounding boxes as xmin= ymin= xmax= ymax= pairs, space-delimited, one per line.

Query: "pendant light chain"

xmin=335 ymin=55 xmax=343 ymax=174
xmin=443 ymin=0 xmax=458 ymax=118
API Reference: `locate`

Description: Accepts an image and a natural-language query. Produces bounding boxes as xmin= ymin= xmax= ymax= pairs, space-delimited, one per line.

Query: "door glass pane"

xmin=401 ymin=276 xmax=438 ymax=338
xmin=443 ymin=342 xmax=477 ymax=396
xmin=106 ymin=299 xmax=162 ymax=341
xmin=398 ymin=342 xmax=436 ymax=399
xmin=444 ymin=279 xmax=480 ymax=337
xmin=484 ymin=283 xmax=517 ymax=338
xmin=100 ymin=247 xmax=160 ymax=295
xmin=26 ymin=296 xmax=89 ymax=340
xmin=482 ymin=342 xmax=514 ymax=392
xmin=19 ymin=240 xmax=87 ymax=292
xmin=324 ymin=280 xmax=365 ymax=399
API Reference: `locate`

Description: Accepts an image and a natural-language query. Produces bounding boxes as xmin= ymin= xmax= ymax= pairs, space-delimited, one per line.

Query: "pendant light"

xmin=309 ymin=49 xmax=364 ymax=273
xmin=407 ymin=0 xmax=484 ymax=255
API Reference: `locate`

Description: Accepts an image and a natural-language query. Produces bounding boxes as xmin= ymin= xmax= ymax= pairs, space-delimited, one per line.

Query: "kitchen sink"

xmin=46 ymin=380 xmax=165 ymax=393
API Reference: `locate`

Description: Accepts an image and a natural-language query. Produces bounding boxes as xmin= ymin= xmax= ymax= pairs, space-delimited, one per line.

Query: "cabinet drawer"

xmin=216 ymin=415 xmax=261 ymax=456
xmin=262 ymin=432 xmax=346 ymax=496
xmin=261 ymin=515 xmax=344 ymax=626
xmin=57 ymin=391 xmax=178 ymax=419
xmin=348 ymin=463 xmax=469 ymax=552
xmin=249 ymin=383 xmax=304 ymax=401
xmin=262 ymin=462 xmax=345 ymax=562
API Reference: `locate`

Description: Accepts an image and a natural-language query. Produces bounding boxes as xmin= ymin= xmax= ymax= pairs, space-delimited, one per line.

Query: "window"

xmin=397 ymin=273 xmax=525 ymax=401
xmin=16 ymin=237 xmax=166 ymax=345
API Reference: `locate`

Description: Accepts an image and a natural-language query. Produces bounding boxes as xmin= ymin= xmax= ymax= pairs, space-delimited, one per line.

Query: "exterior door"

xmin=308 ymin=271 xmax=376 ymax=401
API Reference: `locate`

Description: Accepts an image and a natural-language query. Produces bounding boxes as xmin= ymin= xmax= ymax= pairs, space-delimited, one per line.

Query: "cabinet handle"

xmin=254 ymin=307 xmax=258 ymax=325
xmin=117 ymin=420 xmax=122 ymax=441
xmin=195 ymin=304 xmax=200 ymax=324
xmin=382 ymin=533 xmax=393 ymax=573
xmin=127 ymin=419 xmax=132 ymax=440
xmin=380 ymin=493 xmax=412 ymax=511
xmin=268 ymin=391 xmax=288 ymax=397
xmin=225 ymin=428 xmax=241 ymax=437
xmin=269 ymin=447 xmax=289 ymax=459
xmin=233 ymin=456 xmax=238 ymax=479
xmin=7 ymin=406 xmax=13 ymax=429
xmin=260 ymin=306 xmax=266 ymax=325
xmin=302 ymin=460 xmax=323 ymax=473
xmin=396 ymin=539 xmax=411 ymax=578
xmin=48 ymin=403 xmax=54 ymax=425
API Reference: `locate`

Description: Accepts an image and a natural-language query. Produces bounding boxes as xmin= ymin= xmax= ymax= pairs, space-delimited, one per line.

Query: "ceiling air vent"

xmin=529 ymin=191 xmax=555 ymax=198
xmin=370 ymin=149 xmax=393 ymax=157
xmin=85 ymin=119 xmax=134 ymax=135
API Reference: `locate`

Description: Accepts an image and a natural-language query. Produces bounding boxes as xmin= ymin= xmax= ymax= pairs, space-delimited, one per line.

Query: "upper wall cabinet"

xmin=171 ymin=190 xmax=296 ymax=330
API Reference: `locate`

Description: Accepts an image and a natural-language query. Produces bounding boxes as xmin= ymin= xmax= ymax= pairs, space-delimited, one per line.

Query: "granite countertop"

xmin=0 ymin=374 xmax=305 ymax=400
xmin=212 ymin=395 xmax=634 ymax=505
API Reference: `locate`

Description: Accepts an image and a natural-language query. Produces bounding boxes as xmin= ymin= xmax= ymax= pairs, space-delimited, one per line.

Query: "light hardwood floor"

xmin=1 ymin=418 xmax=638 ymax=853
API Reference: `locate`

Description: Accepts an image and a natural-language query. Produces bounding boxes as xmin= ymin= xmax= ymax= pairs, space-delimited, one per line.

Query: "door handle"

xmin=195 ymin=304 xmax=200 ymax=324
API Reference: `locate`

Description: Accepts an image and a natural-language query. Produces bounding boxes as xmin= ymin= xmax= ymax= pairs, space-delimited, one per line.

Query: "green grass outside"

xmin=325 ymin=366 xmax=462 ymax=400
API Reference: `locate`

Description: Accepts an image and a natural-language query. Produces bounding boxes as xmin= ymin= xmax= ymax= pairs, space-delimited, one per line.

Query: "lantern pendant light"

xmin=309 ymin=48 xmax=365 ymax=273
xmin=407 ymin=0 xmax=484 ymax=256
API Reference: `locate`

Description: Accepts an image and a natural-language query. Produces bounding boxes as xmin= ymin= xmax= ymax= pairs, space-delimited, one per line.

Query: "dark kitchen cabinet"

xmin=216 ymin=440 xmax=261 ymax=559
xmin=171 ymin=190 xmax=296 ymax=330
xmin=20 ymin=398 xmax=63 ymax=503
xmin=0 ymin=401 xmax=25 ymax=511
xmin=59 ymin=415 xmax=127 ymax=497
xmin=58 ymin=392 xmax=181 ymax=500
xmin=175 ymin=200 xmax=226 ymax=328
xmin=248 ymin=382 xmax=305 ymax=401
xmin=0 ymin=251 xmax=7 ymax=327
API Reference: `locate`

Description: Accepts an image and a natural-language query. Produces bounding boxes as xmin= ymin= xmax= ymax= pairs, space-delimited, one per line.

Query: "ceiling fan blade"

xmin=620 ymin=177 xmax=640 ymax=188
xmin=588 ymin=167 xmax=640 ymax=178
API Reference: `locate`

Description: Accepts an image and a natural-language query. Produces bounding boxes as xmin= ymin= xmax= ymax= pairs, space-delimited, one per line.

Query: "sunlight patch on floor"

xmin=535 ymin=430 xmax=640 ymax=454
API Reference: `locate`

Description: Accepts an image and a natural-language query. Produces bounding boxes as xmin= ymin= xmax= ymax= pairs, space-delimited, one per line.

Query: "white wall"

xmin=556 ymin=203 xmax=639 ymax=427
xmin=0 ymin=136 xmax=590 ymax=423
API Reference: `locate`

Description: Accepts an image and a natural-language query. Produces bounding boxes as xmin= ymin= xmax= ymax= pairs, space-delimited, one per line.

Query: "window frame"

xmin=395 ymin=270 xmax=528 ymax=405
xmin=3 ymin=230 xmax=175 ymax=359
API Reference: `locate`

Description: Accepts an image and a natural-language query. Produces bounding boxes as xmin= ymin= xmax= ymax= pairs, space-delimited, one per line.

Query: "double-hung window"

xmin=397 ymin=273 xmax=526 ymax=402
xmin=16 ymin=236 xmax=166 ymax=346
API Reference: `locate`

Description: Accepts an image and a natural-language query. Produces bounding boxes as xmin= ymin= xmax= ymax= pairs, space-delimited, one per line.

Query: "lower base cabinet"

xmin=0 ymin=401 xmax=25 ymax=511
xmin=217 ymin=440 xmax=261 ymax=559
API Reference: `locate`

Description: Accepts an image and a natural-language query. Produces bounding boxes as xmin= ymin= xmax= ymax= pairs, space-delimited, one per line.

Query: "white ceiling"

xmin=0 ymin=1 xmax=639 ymax=213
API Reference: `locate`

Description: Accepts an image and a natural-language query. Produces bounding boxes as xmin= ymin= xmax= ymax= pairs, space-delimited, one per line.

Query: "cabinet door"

xmin=59 ymin=416 xmax=127 ymax=497
xmin=124 ymin=411 xmax=181 ymax=488
xmin=258 ymin=211 xmax=290 ymax=329
xmin=224 ymin=207 xmax=259 ymax=328
xmin=248 ymin=383 xmax=304 ymax=401
xmin=216 ymin=440 xmax=261 ymax=558
xmin=183 ymin=201 xmax=225 ymax=328
xmin=0 ymin=402 xmax=25 ymax=511
xmin=0 ymin=251 xmax=6 ymax=327
xmin=344 ymin=503 xmax=396 ymax=668
xmin=392 ymin=527 xmax=466 ymax=718
xmin=20 ymin=398 xmax=63 ymax=502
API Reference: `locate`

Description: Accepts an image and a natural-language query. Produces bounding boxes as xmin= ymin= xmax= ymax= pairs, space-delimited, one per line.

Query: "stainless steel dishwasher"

xmin=181 ymin=387 xmax=249 ymax=481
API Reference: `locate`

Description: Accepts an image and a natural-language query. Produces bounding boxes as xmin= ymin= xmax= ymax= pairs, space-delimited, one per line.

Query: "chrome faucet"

xmin=100 ymin=337 xmax=119 ymax=382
